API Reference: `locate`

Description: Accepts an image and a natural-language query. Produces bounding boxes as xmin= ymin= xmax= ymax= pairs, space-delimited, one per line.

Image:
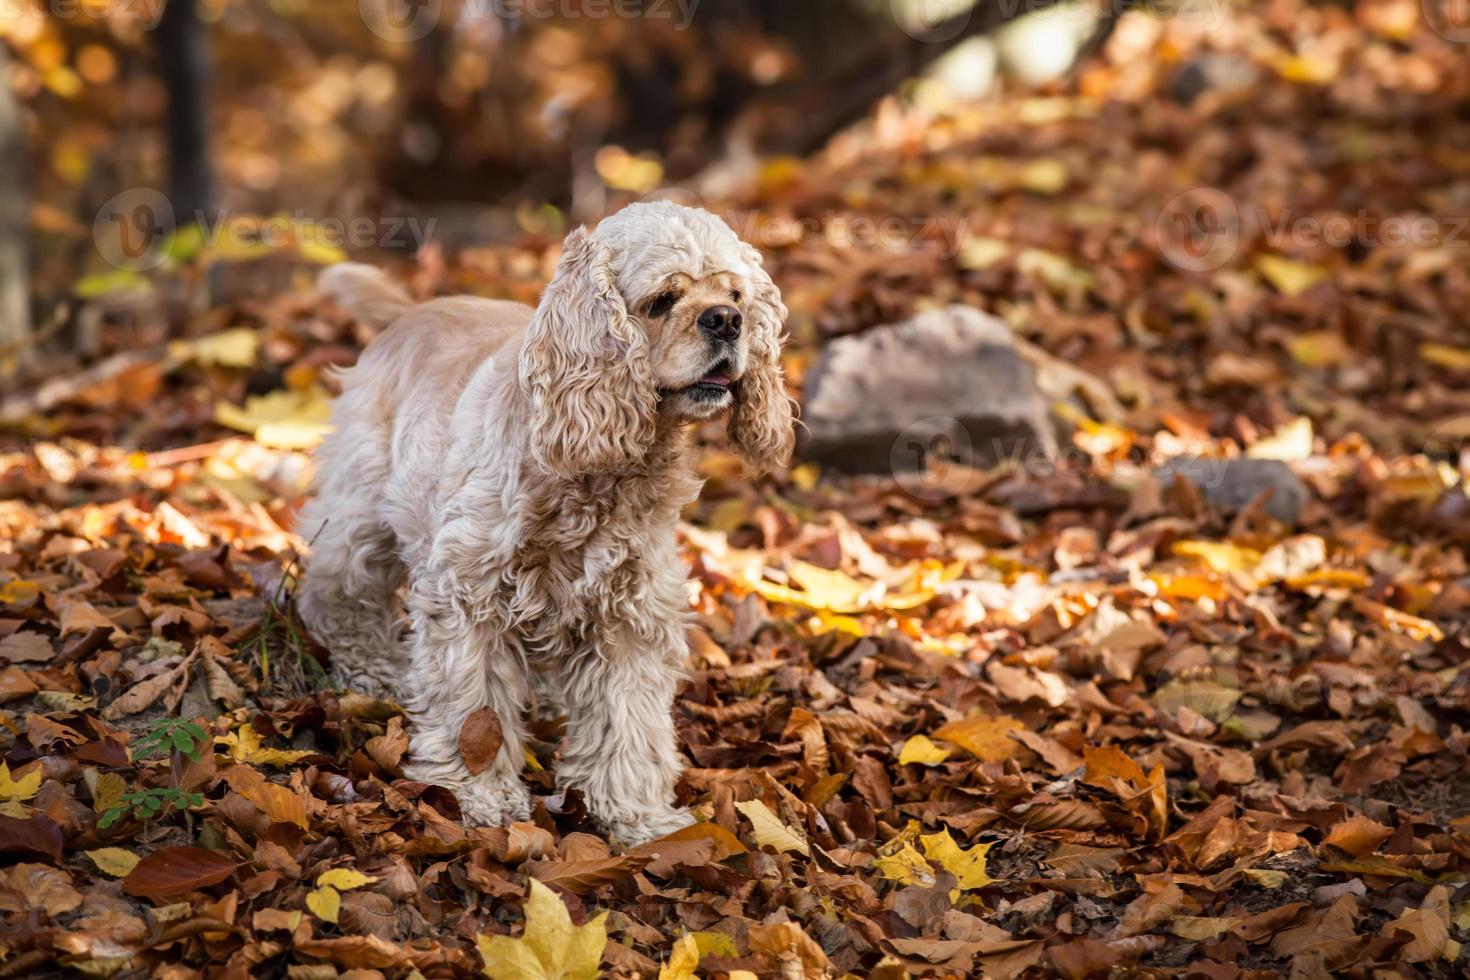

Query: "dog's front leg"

xmin=401 ymin=595 xmax=531 ymax=826
xmin=557 ymin=634 xmax=693 ymax=846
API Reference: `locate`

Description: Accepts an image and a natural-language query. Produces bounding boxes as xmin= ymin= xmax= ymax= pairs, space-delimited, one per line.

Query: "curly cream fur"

xmin=297 ymin=203 xmax=792 ymax=844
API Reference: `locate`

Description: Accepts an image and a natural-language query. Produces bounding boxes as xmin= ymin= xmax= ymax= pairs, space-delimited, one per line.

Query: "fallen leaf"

xmin=898 ymin=734 xmax=952 ymax=766
xmin=86 ymin=847 xmax=140 ymax=877
xmin=459 ymin=706 xmax=505 ymax=776
xmin=306 ymin=884 xmax=341 ymax=923
xmin=122 ymin=847 xmax=239 ymax=899
xmin=658 ymin=933 xmax=700 ymax=980
xmin=932 ymin=714 xmax=1025 ymax=762
xmin=476 ymin=878 xmax=607 ymax=980
xmin=734 ymin=799 xmax=809 ymax=856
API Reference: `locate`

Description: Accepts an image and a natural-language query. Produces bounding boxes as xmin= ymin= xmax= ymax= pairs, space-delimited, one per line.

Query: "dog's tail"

xmin=318 ymin=263 xmax=413 ymax=329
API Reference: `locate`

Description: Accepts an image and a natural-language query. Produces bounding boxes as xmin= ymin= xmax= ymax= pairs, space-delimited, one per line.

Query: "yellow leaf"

xmin=215 ymin=724 xmax=315 ymax=767
xmin=189 ymin=328 xmax=260 ymax=369
xmin=733 ymin=799 xmax=809 ymax=856
xmin=1284 ymin=568 xmax=1371 ymax=591
xmin=749 ymin=560 xmax=934 ymax=614
xmin=921 ymin=830 xmax=995 ymax=892
xmin=1272 ymin=53 xmax=1339 ymax=85
xmin=1242 ymin=869 xmax=1288 ymax=888
xmin=1017 ymin=248 xmax=1095 ymax=294
xmin=1173 ymin=540 xmax=1261 ymax=575
xmin=1287 ymin=331 xmax=1349 ymax=368
xmin=874 ymin=841 xmax=934 ymax=887
xmin=1256 ymin=254 xmax=1328 ymax=297
xmin=317 ymin=868 xmax=376 ymax=891
xmin=1248 ymin=416 xmax=1313 ymax=461
xmin=958 ymin=236 xmax=1010 ymax=270
xmin=476 ymin=878 xmax=608 ymax=980
xmin=1018 ymin=158 xmax=1068 ymax=194
xmin=691 ymin=932 xmax=740 ymax=958
xmin=93 ymin=772 xmax=126 ymax=816
xmin=306 ymin=885 xmax=340 ymax=923
xmin=790 ymin=462 xmax=820 ymax=491
xmin=86 ymin=847 xmax=140 ymax=877
xmin=658 ymin=933 xmax=700 ymax=980
xmin=1170 ymin=916 xmax=1242 ymax=941
xmin=0 ymin=761 xmax=41 ymax=802
xmin=214 ymin=386 xmax=333 ymax=450
xmin=898 ymin=735 xmax=952 ymax=766
xmin=0 ymin=579 xmax=40 ymax=604
xmin=932 ymin=714 xmax=1025 ymax=762
xmin=1420 ymin=343 xmax=1470 ymax=372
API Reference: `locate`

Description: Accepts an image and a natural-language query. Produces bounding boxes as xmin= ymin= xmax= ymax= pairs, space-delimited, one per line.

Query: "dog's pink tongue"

xmin=701 ymin=371 xmax=731 ymax=386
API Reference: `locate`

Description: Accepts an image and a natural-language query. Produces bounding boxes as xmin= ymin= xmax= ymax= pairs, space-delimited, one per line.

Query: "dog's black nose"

xmin=697 ymin=305 xmax=742 ymax=341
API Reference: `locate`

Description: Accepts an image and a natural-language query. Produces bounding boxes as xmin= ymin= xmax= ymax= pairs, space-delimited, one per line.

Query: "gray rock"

xmin=799 ymin=305 xmax=1056 ymax=474
xmin=1156 ymin=456 xmax=1308 ymax=526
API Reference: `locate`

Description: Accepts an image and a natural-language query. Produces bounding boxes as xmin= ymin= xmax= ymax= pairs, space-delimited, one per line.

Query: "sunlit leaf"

xmin=476 ymin=878 xmax=608 ymax=980
xmin=734 ymin=799 xmax=809 ymax=856
xmin=1255 ymin=254 xmax=1328 ymax=296
xmin=898 ymin=734 xmax=952 ymax=766
xmin=932 ymin=714 xmax=1025 ymax=762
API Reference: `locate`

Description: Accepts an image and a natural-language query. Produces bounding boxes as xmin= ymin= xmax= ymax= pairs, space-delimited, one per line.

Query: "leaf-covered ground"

xmin=5 ymin=3 xmax=1470 ymax=977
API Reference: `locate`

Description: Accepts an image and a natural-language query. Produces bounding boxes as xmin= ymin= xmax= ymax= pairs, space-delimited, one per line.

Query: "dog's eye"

xmin=730 ymin=289 xmax=742 ymax=303
xmin=647 ymin=292 xmax=679 ymax=317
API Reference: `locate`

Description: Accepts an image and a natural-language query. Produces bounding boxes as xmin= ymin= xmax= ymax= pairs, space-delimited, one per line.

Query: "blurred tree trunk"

xmin=154 ymin=0 xmax=214 ymax=225
xmin=0 ymin=43 xmax=30 ymax=376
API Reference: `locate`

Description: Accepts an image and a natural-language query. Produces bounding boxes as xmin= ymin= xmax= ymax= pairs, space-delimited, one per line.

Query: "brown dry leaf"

xmin=782 ymin=707 xmax=829 ymax=773
xmin=1381 ymin=885 xmax=1455 ymax=963
xmin=122 ymin=847 xmax=239 ymax=899
xmin=525 ymin=855 xmax=651 ymax=893
xmin=221 ymin=766 xmax=309 ymax=829
xmin=748 ymin=921 xmax=829 ymax=979
xmin=459 ymin=706 xmax=505 ymax=776
xmin=1323 ymin=815 xmax=1393 ymax=857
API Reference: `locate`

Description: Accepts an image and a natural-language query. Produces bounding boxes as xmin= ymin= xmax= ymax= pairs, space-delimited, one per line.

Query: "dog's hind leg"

xmin=296 ymin=417 xmax=407 ymax=699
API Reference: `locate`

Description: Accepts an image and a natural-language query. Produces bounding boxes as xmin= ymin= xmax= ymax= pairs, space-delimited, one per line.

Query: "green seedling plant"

xmin=130 ymin=717 xmax=209 ymax=762
xmin=98 ymin=787 xmax=204 ymax=829
xmin=100 ymin=717 xmax=210 ymax=830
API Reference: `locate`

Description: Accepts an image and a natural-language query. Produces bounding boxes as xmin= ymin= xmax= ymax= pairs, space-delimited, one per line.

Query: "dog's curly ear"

xmin=728 ymin=247 xmax=796 ymax=473
xmin=521 ymin=227 xmax=657 ymax=477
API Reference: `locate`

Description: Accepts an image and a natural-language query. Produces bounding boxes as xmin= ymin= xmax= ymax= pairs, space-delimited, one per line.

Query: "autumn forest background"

xmin=4 ymin=0 xmax=1470 ymax=977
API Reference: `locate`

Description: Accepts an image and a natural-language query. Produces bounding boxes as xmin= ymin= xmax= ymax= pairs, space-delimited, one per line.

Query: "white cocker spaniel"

xmin=297 ymin=202 xmax=794 ymax=844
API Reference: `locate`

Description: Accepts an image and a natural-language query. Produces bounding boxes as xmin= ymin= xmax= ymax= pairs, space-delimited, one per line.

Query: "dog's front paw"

xmin=606 ymin=807 xmax=697 ymax=847
xmin=407 ymin=764 xmax=531 ymax=827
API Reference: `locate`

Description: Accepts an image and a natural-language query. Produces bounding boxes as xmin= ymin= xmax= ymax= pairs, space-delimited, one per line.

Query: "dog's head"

xmin=520 ymin=201 xmax=795 ymax=477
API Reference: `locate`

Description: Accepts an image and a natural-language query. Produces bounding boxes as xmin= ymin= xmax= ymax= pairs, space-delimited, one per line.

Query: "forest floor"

xmin=5 ymin=3 xmax=1470 ymax=978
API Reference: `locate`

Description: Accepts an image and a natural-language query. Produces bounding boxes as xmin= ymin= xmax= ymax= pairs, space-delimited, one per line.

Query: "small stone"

xmin=1155 ymin=456 xmax=1308 ymax=526
xmin=800 ymin=305 xmax=1055 ymax=474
